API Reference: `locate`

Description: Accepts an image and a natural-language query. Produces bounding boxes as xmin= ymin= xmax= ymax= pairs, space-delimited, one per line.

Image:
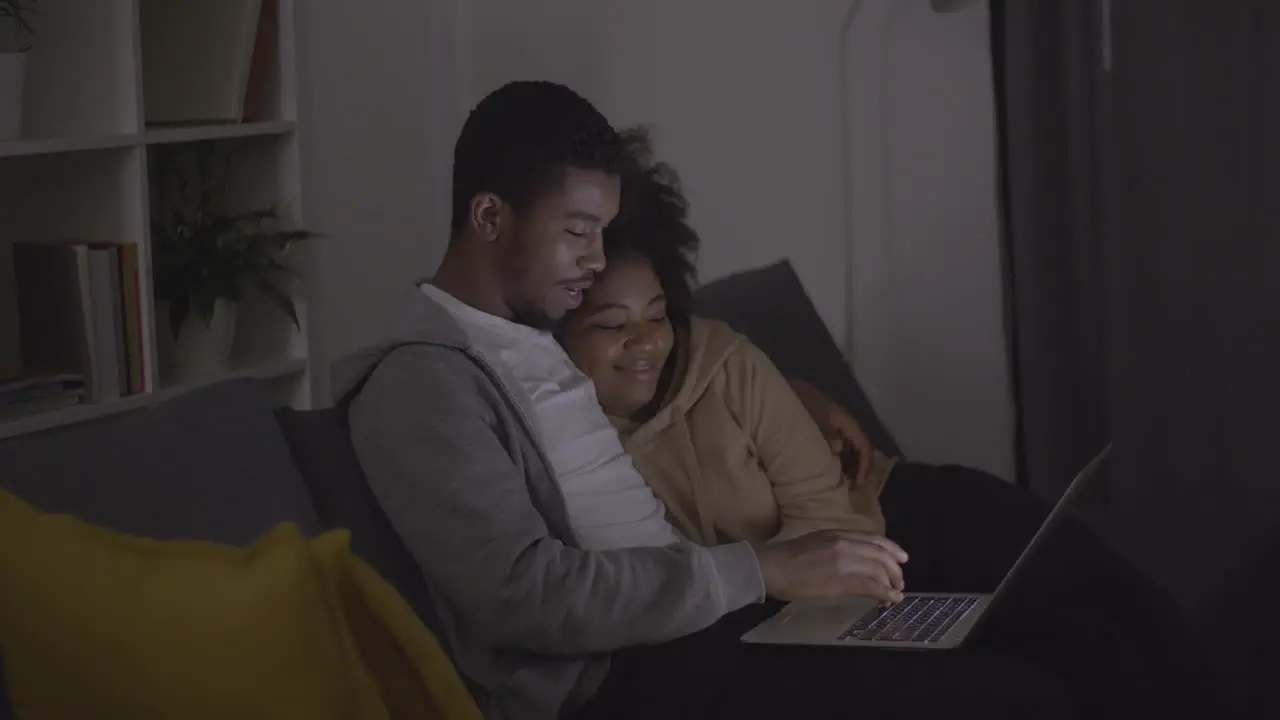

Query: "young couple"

xmin=333 ymin=81 xmax=1225 ymax=719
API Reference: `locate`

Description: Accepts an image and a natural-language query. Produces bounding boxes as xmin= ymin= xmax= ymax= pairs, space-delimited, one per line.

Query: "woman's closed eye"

xmin=591 ymin=313 xmax=666 ymax=331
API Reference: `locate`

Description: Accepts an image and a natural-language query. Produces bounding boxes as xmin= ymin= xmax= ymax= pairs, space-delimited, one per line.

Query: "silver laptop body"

xmin=741 ymin=444 xmax=1112 ymax=650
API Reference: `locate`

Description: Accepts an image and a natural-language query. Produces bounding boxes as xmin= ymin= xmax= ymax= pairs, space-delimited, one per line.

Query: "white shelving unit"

xmin=0 ymin=0 xmax=317 ymax=440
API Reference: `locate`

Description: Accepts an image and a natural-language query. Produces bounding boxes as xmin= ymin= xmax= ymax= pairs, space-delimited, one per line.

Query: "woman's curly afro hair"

xmin=605 ymin=126 xmax=701 ymax=323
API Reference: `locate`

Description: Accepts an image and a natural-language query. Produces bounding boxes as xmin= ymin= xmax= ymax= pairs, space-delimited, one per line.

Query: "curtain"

xmin=993 ymin=0 xmax=1280 ymax=621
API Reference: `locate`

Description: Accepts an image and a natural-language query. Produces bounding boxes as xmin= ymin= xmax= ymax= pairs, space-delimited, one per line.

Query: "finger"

xmin=839 ymin=542 xmax=904 ymax=592
xmin=856 ymin=446 xmax=873 ymax=485
xmin=889 ymin=564 xmax=905 ymax=592
xmin=868 ymin=535 xmax=908 ymax=563
xmin=829 ymin=435 xmax=844 ymax=454
xmin=871 ymin=552 xmax=905 ymax=592
xmin=837 ymin=555 xmax=891 ymax=597
xmin=853 ymin=429 xmax=871 ymax=449
xmin=837 ymin=532 xmax=909 ymax=563
xmin=852 ymin=577 xmax=903 ymax=605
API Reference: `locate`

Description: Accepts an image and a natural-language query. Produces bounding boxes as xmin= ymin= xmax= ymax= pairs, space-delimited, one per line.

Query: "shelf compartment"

xmin=0 ymin=356 xmax=305 ymax=440
xmin=138 ymin=0 xmax=288 ymax=127
xmin=0 ymin=146 xmax=157 ymax=408
xmin=0 ymin=146 xmax=147 ymax=250
xmin=17 ymin=0 xmax=140 ymax=139
xmin=144 ymin=133 xmax=310 ymax=392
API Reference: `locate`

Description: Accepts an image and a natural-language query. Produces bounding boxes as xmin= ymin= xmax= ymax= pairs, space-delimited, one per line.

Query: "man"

xmin=332 ymin=81 xmax=1072 ymax=719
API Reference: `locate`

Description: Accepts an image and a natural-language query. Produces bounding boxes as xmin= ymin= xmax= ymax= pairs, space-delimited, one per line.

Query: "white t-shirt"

xmin=421 ymin=283 xmax=682 ymax=550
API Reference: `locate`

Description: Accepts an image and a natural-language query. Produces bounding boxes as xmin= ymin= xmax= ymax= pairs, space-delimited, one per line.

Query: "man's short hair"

xmin=450 ymin=81 xmax=628 ymax=235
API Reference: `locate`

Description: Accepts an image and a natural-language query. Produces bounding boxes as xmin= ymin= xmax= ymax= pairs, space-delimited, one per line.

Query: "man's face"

xmin=497 ymin=168 xmax=621 ymax=330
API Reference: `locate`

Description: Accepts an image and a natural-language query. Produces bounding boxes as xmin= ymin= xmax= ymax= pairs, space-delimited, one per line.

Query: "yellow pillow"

xmin=0 ymin=489 xmax=480 ymax=720
xmin=309 ymin=530 xmax=482 ymax=720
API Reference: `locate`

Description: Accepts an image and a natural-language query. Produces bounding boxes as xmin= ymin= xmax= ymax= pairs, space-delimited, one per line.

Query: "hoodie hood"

xmin=613 ymin=317 xmax=746 ymax=441
xmin=667 ymin=317 xmax=748 ymax=416
xmin=329 ymin=280 xmax=471 ymax=404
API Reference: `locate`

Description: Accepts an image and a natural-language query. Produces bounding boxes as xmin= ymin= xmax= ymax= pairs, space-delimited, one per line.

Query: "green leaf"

xmin=1 ymin=1 xmax=38 ymax=39
xmin=253 ymin=277 xmax=300 ymax=329
xmin=148 ymin=143 xmax=320 ymax=327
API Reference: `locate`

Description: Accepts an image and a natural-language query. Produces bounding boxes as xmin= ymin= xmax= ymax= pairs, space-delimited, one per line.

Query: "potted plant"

xmin=150 ymin=142 xmax=317 ymax=381
xmin=0 ymin=0 xmax=37 ymax=140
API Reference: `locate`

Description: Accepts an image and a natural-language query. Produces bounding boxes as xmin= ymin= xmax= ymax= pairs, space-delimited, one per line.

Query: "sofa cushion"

xmin=274 ymin=407 xmax=444 ymax=643
xmin=0 ymin=379 xmax=322 ymax=545
xmin=692 ymin=260 xmax=902 ymax=457
xmin=0 ymin=489 xmax=481 ymax=719
xmin=0 ymin=492 xmax=362 ymax=718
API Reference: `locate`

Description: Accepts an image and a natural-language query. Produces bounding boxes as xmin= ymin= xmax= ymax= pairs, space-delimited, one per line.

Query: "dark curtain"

xmin=992 ymin=0 xmax=1280 ymax=630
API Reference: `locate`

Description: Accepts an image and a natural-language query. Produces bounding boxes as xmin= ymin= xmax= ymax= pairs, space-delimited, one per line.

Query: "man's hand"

xmin=788 ymin=378 xmax=877 ymax=486
xmin=756 ymin=530 xmax=908 ymax=605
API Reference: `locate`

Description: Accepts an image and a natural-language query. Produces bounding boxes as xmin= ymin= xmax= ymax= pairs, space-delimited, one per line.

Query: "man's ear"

xmin=469 ymin=193 xmax=505 ymax=242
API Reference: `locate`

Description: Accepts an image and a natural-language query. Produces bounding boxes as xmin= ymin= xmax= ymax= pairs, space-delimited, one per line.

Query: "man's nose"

xmin=581 ymin=233 xmax=606 ymax=273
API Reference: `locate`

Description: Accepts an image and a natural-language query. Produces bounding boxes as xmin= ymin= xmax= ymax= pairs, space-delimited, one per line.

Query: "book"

xmin=11 ymin=241 xmax=147 ymax=405
xmin=0 ymin=374 xmax=85 ymax=421
xmin=12 ymin=242 xmax=96 ymax=401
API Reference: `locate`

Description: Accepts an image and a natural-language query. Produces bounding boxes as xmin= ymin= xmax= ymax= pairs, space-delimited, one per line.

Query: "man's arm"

xmin=787 ymin=377 xmax=878 ymax=486
xmin=347 ymin=345 xmax=765 ymax=655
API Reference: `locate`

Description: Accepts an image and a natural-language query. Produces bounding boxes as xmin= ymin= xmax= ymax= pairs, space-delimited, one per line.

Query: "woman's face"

xmin=560 ymin=255 xmax=675 ymax=417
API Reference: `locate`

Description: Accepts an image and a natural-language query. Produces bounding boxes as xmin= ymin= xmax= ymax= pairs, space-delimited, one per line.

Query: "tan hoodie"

xmin=610 ymin=316 xmax=897 ymax=547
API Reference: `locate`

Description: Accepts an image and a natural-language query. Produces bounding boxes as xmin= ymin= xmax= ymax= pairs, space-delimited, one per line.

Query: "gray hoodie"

xmin=330 ymin=286 xmax=766 ymax=719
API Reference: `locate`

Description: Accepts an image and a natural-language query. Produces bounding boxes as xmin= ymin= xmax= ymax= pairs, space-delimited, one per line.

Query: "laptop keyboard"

xmin=838 ymin=596 xmax=980 ymax=644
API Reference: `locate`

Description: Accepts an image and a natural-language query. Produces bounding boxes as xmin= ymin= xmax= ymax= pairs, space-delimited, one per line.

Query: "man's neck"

xmin=431 ymin=244 xmax=512 ymax=320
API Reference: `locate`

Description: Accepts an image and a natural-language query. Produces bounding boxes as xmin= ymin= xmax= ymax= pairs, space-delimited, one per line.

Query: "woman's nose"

xmin=627 ymin=331 xmax=658 ymax=353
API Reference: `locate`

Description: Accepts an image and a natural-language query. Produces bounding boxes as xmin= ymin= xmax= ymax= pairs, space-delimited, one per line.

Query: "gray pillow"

xmin=274 ymin=406 xmax=443 ymax=638
xmin=0 ymin=379 xmax=322 ymax=545
xmin=692 ymin=259 xmax=901 ymax=457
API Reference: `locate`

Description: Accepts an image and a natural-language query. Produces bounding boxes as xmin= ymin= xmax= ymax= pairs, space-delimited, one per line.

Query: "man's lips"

xmin=559 ymin=278 xmax=593 ymax=309
xmin=560 ymin=276 xmax=595 ymax=293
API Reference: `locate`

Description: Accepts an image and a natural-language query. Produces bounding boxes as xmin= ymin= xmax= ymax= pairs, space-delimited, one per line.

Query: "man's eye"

xmin=591 ymin=324 xmax=623 ymax=332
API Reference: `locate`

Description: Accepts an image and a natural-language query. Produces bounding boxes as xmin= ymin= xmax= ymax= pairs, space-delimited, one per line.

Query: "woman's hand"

xmin=788 ymin=378 xmax=877 ymax=487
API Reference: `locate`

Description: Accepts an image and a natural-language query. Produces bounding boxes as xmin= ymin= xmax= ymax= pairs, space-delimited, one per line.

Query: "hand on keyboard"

xmin=756 ymin=530 xmax=908 ymax=604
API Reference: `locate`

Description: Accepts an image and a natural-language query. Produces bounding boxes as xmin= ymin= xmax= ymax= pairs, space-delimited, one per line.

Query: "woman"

xmin=556 ymin=138 xmax=1010 ymax=591
xmin=557 ymin=132 xmax=1230 ymax=718
xmin=561 ymin=225 xmax=891 ymax=547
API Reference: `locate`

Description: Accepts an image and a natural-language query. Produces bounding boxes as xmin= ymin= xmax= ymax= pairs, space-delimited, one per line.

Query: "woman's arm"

xmin=721 ymin=342 xmax=885 ymax=541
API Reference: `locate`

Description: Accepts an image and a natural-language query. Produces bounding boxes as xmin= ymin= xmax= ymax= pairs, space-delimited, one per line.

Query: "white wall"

xmin=463 ymin=0 xmax=1015 ymax=479
xmin=297 ymin=0 xmax=1015 ymax=480
xmin=295 ymin=0 xmax=465 ymax=401
xmin=842 ymin=0 xmax=1014 ymax=479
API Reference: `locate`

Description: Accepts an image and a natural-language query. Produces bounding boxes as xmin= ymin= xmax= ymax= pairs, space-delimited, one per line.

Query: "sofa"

xmin=0 ymin=260 xmax=899 ymax=714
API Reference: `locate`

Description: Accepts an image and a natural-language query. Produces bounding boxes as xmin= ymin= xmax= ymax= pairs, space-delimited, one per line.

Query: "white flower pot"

xmin=0 ymin=52 xmax=25 ymax=141
xmin=156 ymin=299 xmax=239 ymax=383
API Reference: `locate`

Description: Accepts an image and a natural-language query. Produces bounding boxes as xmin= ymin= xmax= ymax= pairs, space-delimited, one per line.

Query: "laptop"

xmin=741 ymin=444 xmax=1112 ymax=650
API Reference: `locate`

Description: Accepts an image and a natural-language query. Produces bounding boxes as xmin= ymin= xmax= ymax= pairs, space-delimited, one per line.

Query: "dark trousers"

xmin=568 ymin=463 xmax=1230 ymax=719
xmin=877 ymin=464 xmax=1227 ymax=718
